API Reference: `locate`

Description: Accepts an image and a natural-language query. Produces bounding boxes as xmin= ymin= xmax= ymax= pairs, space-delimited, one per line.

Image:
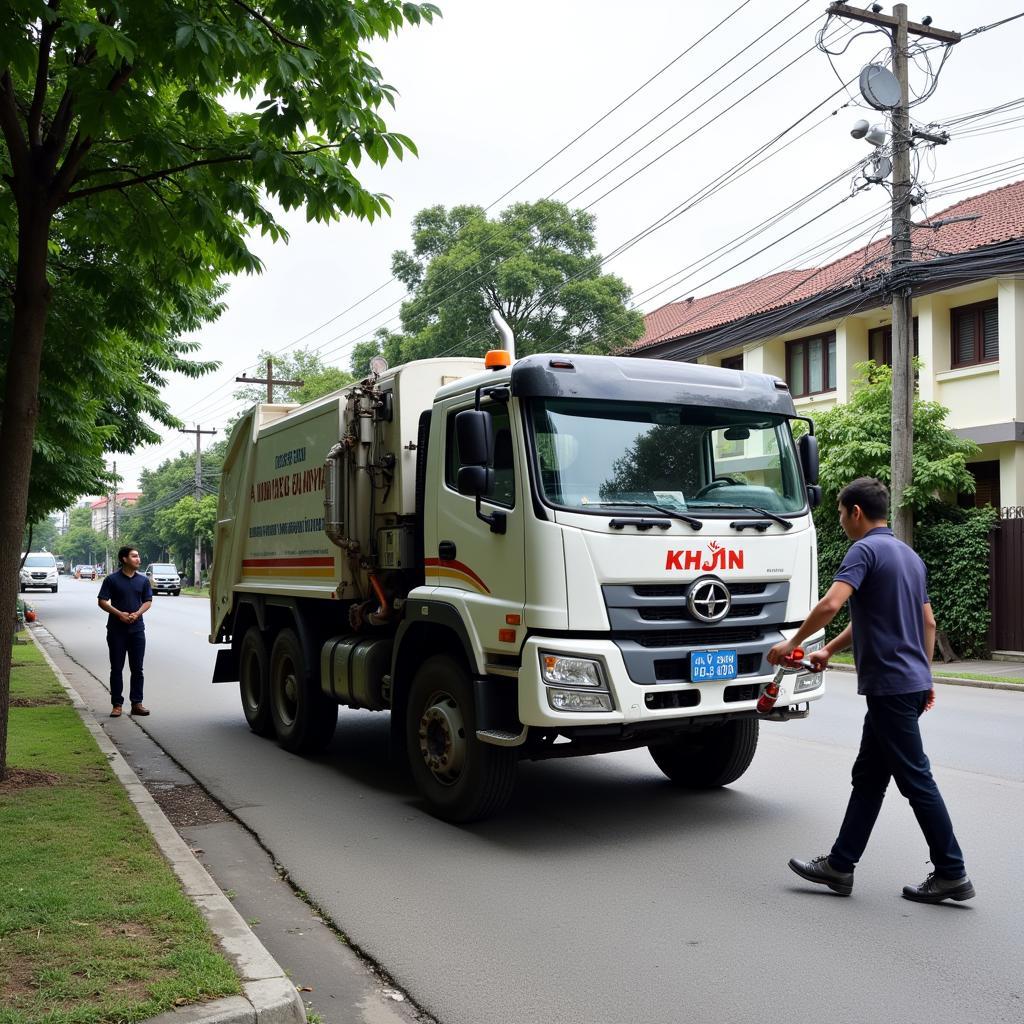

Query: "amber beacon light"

xmin=485 ymin=349 xmax=511 ymax=370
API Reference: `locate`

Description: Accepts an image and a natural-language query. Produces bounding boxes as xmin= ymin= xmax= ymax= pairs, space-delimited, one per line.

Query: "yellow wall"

xmin=701 ymin=275 xmax=1023 ymax=508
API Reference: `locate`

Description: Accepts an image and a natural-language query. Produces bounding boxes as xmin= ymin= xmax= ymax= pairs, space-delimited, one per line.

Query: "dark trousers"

xmin=107 ymin=629 xmax=146 ymax=707
xmin=829 ymin=690 xmax=965 ymax=879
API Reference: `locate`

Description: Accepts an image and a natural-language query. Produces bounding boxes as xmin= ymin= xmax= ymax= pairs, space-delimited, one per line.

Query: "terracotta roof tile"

xmin=635 ymin=179 xmax=1024 ymax=351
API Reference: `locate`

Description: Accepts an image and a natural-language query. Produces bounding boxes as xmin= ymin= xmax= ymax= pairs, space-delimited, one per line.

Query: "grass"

xmin=0 ymin=640 xmax=240 ymax=1024
xmin=829 ymin=650 xmax=1024 ymax=685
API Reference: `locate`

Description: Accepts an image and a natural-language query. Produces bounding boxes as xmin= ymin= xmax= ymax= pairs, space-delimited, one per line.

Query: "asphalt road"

xmin=31 ymin=580 xmax=1024 ymax=1024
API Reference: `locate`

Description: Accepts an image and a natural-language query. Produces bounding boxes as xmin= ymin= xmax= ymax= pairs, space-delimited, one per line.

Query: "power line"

xmin=482 ymin=0 xmax=758 ymax=212
xmin=566 ymin=9 xmax=828 ymax=207
xmin=547 ymin=0 xmax=815 ymax=201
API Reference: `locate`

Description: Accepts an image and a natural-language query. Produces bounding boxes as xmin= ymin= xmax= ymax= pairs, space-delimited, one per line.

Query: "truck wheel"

xmin=405 ymin=655 xmax=517 ymax=823
xmin=239 ymin=627 xmax=274 ymax=737
xmin=269 ymin=628 xmax=338 ymax=753
xmin=649 ymin=718 xmax=759 ymax=788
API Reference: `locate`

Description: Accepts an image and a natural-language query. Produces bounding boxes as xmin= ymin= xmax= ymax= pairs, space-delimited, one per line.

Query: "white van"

xmin=21 ymin=552 xmax=59 ymax=593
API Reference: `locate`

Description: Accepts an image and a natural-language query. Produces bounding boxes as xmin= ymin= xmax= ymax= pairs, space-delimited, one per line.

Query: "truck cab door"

xmin=428 ymin=396 xmax=527 ymax=664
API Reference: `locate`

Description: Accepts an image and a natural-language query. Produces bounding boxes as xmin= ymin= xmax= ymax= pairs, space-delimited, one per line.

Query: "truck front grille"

xmin=629 ymin=627 xmax=763 ymax=649
xmin=638 ymin=603 xmax=763 ymax=622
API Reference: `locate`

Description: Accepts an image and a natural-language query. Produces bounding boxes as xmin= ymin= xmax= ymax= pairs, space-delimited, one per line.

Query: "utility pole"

xmin=827 ymin=3 xmax=959 ymax=544
xmin=179 ymin=424 xmax=217 ymax=589
xmin=107 ymin=460 xmax=117 ymax=572
xmin=235 ymin=358 xmax=304 ymax=403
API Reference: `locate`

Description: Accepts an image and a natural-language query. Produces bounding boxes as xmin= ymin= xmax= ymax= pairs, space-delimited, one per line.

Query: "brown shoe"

xmin=110 ymin=706 xmax=122 ymax=718
xmin=130 ymin=704 xmax=150 ymax=717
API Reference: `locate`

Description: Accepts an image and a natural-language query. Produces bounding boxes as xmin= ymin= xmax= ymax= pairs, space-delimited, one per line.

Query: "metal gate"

xmin=990 ymin=508 xmax=1024 ymax=653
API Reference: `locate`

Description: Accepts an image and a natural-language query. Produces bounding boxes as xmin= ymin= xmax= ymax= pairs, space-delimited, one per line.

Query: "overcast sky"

xmin=109 ymin=0 xmax=1024 ymax=490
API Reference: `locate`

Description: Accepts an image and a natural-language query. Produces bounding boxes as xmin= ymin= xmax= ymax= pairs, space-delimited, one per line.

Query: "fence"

xmin=989 ymin=507 xmax=1024 ymax=653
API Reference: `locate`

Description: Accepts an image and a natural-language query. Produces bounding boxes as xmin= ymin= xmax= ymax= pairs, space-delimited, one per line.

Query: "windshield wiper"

xmin=692 ymin=502 xmax=794 ymax=531
xmin=590 ymin=501 xmax=703 ymax=530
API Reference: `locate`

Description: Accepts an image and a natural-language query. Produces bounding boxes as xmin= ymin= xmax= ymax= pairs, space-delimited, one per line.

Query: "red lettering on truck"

xmin=665 ymin=544 xmax=744 ymax=571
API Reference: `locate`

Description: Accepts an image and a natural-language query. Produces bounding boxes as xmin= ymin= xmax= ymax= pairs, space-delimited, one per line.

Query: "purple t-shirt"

xmin=834 ymin=527 xmax=932 ymax=696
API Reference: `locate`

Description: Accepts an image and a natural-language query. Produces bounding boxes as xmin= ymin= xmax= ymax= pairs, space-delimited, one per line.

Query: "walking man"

xmin=98 ymin=546 xmax=154 ymax=718
xmin=767 ymin=477 xmax=974 ymax=904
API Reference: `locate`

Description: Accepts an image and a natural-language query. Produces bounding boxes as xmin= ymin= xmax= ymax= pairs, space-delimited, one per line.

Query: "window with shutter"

xmin=786 ymin=332 xmax=836 ymax=397
xmin=951 ymin=300 xmax=998 ymax=367
xmin=958 ymin=460 xmax=1000 ymax=510
xmin=868 ymin=320 xmax=919 ymax=367
xmin=983 ymin=304 xmax=999 ymax=361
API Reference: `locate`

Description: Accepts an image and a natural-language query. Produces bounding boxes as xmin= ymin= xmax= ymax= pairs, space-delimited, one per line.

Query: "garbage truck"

xmin=210 ymin=346 xmax=826 ymax=821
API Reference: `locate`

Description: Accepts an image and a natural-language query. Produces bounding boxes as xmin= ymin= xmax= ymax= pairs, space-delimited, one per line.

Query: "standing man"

xmin=98 ymin=545 xmax=154 ymax=718
xmin=768 ymin=477 xmax=974 ymax=904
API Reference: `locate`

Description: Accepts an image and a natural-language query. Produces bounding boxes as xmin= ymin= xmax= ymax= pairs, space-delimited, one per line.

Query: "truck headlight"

xmin=540 ymin=653 xmax=614 ymax=712
xmin=548 ymin=689 xmax=614 ymax=712
xmin=794 ymin=637 xmax=824 ymax=693
xmin=541 ymin=654 xmax=605 ymax=688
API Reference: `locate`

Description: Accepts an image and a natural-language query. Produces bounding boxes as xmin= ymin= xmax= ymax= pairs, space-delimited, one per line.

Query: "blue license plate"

xmin=690 ymin=649 xmax=738 ymax=682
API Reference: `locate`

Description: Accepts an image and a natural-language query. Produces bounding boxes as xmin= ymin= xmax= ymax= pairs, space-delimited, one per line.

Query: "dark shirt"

xmin=98 ymin=570 xmax=153 ymax=633
xmin=833 ymin=526 xmax=932 ymax=696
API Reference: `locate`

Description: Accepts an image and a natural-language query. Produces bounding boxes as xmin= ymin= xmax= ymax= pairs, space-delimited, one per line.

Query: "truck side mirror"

xmin=455 ymin=409 xmax=493 ymax=468
xmin=457 ymin=464 xmax=494 ymax=497
xmin=453 ymin=408 xmax=506 ymax=534
xmin=797 ymin=433 xmax=819 ymax=486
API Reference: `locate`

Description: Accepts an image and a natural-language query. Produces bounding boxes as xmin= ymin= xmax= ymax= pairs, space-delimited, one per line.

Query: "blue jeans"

xmin=829 ymin=690 xmax=965 ymax=879
xmin=108 ymin=629 xmax=146 ymax=707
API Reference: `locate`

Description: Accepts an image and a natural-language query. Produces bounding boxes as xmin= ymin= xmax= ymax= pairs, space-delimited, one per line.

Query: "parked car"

xmin=145 ymin=563 xmax=181 ymax=596
xmin=20 ymin=552 xmax=59 ymax=593
xmin=76 ymin=564 xmax=97 ymax=580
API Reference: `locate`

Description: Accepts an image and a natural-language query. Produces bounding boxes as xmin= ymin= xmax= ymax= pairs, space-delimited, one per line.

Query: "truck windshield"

xmin=527 ymin=397 xmax=806 ymax=515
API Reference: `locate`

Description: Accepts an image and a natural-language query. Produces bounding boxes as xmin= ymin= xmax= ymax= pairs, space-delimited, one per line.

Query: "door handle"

xmin=438 ymin=541 xmax=456 ymax=561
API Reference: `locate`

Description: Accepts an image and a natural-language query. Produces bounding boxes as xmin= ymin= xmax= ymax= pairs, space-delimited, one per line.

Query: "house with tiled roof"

xmin=89 ymin=492 xmax=142 ymax=537
xmin=633 ymin=179 xmax=1024 ymax=508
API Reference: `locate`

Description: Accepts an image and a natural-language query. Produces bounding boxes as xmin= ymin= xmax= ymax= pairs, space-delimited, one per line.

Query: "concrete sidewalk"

xmin=30 ymin=625 xmax=425 ymax=1024
xmin=831 ymin=655 xmax=1024 ymax=691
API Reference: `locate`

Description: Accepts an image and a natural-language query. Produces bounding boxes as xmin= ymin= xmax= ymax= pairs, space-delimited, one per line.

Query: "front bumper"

xmin=517 ymin=635 xmax=825 ymax=728
xmin=22 ymin=575 xmax=57 ymax=588
xmin=151 ymin=579 xmax=180 ymax=592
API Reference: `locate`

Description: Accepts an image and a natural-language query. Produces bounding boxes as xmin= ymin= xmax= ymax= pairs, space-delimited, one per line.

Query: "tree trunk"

xmin=0 ymin=202 xmax=53 ymax=781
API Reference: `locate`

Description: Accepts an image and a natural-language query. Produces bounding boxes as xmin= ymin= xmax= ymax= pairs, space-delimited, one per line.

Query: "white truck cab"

xmin=211 ymin=352 xmax=825 ymax=821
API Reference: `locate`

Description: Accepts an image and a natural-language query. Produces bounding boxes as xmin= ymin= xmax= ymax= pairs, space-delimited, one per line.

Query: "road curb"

xmin=828 ymin=662 xmax=1024 ymax=692
xmin=28 ymin=626 xmax=306 ymax=1024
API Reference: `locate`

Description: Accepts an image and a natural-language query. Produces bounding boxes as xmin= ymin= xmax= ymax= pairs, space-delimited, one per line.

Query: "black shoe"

xmin=902 ymin=872 xmax=975 ymax=904
xmin=789 ymin=855 xmax=854 ymax=896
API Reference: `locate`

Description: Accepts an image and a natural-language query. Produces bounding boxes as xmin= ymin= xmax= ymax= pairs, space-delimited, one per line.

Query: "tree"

xmin=154 ymin=493 xmax=217 ymax=571
xmin=358 ymin=200 xmax=645 ymax=367
xmin=0 ymin=1 xmax=439 ymax=780
xmin=233 ymin=348 xmax=354 ymax=406
xmin=811 ymin=362 xmax=990 ymax=654
xmin=22 ymin=515 xmax=58 ymax=552
xmin=52 ymin=523 xmax=107 ymax=566
xmin=126 ymin=442 xmax=227 ymax=563
xmin=2 ymin=233 xmax=223 ymax=528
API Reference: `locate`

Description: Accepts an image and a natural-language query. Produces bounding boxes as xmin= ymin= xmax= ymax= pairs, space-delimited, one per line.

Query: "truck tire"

xmin=405 ymin=655 xmax=517 ymax=823
xmin=239 ymin=627 xmax=273 ymax=737
xmin=269 ymin=628 xmax=338 ymax=753
xmin=648 ymin=718 xmax=759 ymax=788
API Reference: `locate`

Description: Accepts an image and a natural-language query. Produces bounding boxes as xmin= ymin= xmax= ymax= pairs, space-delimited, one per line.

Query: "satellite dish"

xmin=369 ymin=355 xmax=389 ymax=376
xmin=865 ymin=153 xmax=892 ymax=183
xmin=859 ymin=64 xmax=901 ymax=110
